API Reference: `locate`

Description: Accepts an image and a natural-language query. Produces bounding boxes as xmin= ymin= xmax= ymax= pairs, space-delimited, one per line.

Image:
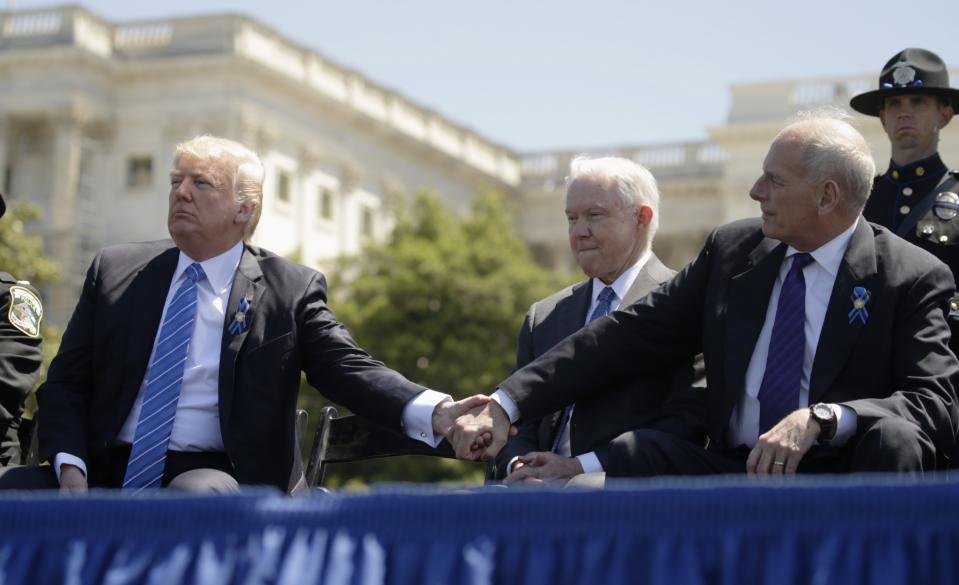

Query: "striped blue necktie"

xmin=757 ymin=253 xmax=813 ymax=435
xmin=123 ymin=262 xmax=206 ymax=491
xmin=552 ymin=286 xmax=617 ymax=453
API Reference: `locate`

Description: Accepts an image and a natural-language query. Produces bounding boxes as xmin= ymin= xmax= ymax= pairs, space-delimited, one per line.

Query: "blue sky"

xmin=10 ymin=0 xmax=959 ymax=151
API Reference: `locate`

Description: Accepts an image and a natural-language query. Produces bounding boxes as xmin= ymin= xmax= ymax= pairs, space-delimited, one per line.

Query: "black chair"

xmin=304 ymin=406 xmax=455 ymax=488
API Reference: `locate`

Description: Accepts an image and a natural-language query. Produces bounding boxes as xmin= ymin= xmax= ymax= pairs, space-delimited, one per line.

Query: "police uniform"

xmin=863 ymin=154 xmax=959 ymax=285
xmin=852 ymin=48 xmax=959 ymax=346
xmin=0 ymin=192 xmax=44 ymax=466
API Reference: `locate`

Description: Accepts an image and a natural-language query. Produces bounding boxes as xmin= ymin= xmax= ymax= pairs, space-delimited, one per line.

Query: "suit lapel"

xmin=623 ymin=253 xmax=671 ymax=305
xmin=123 ymin=247 xmax=179 ymax=400
xmin=546 ymin=280 xmax=593 ymax=346
xmin=809 ymin=220 xmax=877 ymax=403
xmin=217 ymin=246 xmax=264 ymax=439
xmin=723 ymin=239 xmax=787 ymax=415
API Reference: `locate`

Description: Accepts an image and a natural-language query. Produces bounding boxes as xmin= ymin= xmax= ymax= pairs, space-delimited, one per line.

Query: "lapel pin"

xmin=228 ymin=296 xmax=252 ymax=335
xmin=848 ymin=286 xmax=871 ymax=325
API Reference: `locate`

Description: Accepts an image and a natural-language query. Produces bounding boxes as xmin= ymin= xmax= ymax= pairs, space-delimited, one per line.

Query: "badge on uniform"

xmin=228 ymin=296 xmax=252 ymax=335
xmin=848 ymin=287 xmax=870 ymax=325
xmin=8 ymin=285 xmax=43 ymax=338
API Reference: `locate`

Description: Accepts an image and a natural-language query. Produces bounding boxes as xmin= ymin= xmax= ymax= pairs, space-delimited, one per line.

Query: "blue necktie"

xmin=552 ymin=286 xmax=617 ymax=453
xmin=123 ymin=263 xmax=206 ymax=491
xmin=757 ymin=253 xmax=813 ymax=435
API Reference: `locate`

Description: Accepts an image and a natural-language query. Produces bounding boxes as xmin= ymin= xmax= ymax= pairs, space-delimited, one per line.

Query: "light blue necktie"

xmin=552 ymin=286 xmax=617 ymax=453
xmin=123 ymin=263 xmax=206 ymax=491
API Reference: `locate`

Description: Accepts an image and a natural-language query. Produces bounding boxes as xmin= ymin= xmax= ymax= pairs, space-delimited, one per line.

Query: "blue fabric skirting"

xmin=0 ymin=475 xmax=957 ymax=584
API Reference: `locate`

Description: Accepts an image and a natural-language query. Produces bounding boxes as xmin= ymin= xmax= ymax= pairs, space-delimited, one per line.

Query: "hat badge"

xmin=891 ymin=64 xmax=917 ymax=87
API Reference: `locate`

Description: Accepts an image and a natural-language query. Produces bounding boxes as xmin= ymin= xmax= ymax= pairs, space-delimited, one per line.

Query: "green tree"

xmin=297 ymin=190 xmax=572 ymax=487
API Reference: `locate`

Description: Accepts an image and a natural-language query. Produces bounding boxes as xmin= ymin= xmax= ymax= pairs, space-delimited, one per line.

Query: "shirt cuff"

xmin=829 ymin=404 xmax=857 ymax=446
xmin=491 ymin=388 xmax=520 ymax=423
xmin=401 ymin=389 xmax=452 ymax=448
xmin=54 ymin=453 xmax=87 ymax=481
xmin=576 ymin=451 xmax=603 ymax=474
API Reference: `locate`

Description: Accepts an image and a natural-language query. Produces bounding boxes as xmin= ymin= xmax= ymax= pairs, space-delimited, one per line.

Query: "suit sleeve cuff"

xmin=576 ymin=451 xmax=603 ymax=474
xmin=402 ymin=389 xmax=452 ymax=447
xmin=491 ymin=388 xmax=520 ymax=423
xmin=54 ymin=453 xmax=87 ymax=481
xmin=829 ymin=404 xmax=857 ymax=446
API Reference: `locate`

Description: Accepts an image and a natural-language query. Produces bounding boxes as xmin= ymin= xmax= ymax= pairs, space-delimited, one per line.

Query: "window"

xmin=276 ymin=171 xmax=291 ymax=203
xmin=360 ymin=206 xmax=374 ymax=238
xmin=318 ymin=188 xmax=334 ymax=221
xmin=126 ymin=156 xmax=152 ymax=189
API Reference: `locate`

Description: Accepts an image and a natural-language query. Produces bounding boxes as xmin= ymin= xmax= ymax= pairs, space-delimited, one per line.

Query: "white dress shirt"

xmin=727 ymin=219 xmax=859 ymax=447
xmin=57 ymin=242 xmax=450 ymax=478
xmin=497 ymin=250 xmax=651 ymax=475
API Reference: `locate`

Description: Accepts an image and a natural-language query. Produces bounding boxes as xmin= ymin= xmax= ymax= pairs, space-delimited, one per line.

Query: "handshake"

xmin=432 ymin=394 xmax=516 ymax=460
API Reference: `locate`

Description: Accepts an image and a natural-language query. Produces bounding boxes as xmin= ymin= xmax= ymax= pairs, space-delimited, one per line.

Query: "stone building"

xmin=0 ymin=6 xmax=520 ymax=324
xmin=1 ymin=5 xmax=957 ymax=325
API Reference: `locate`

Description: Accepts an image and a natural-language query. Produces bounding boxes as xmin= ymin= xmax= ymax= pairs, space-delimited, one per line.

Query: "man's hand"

xmin=432 ymin=394 xmax=493 ymax=444
xmin=504 ymin=451 xmax=584 ymax=485
xmin=746 ymin=408 xmax=820 ymax=475
xmin=59 ymin=464 xmax=88 ymax=493
xmin=451 ymin=400 xmax=515 ymax=460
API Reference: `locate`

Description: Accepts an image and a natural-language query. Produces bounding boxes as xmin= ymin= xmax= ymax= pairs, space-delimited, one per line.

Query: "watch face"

xmin=812 ymin=404 xmax=833 ymax=420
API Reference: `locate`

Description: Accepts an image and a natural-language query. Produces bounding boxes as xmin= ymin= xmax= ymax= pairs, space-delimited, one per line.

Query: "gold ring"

xmin=773 ymin=461 xmax=785 ymax=466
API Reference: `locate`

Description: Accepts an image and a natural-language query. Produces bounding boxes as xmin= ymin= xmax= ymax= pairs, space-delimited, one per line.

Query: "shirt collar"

xmin=590 ymin=248 xmax=651 ymax=306
xmin=173 ymin=241 xmax=244 ymax=294
xmin=784 ymin=218 xmax=858 ymax=278
xmin=884 ymin=152 xmax=946 ymax=184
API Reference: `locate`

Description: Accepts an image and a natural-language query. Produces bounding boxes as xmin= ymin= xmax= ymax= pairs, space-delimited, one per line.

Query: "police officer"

xmin=852 ymin=48 xmax=959 ymax=466
xmin=0 ymin=192 xmax=44 ymax=466
xmin=853 ymin=49 xmax=959 ymax=323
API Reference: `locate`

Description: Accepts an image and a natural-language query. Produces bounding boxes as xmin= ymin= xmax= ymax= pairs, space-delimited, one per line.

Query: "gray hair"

xmin=782 ymin=110 xmax=876 ymax=210
xmin=566 ymin=156 xmax=661 ymax=239
xmin=174 ymin=135 xmax=265 ymax=240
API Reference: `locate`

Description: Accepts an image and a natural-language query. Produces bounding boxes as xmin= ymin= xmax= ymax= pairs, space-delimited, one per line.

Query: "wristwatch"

xmin=809 ymin=403 xmax=837 ymax=445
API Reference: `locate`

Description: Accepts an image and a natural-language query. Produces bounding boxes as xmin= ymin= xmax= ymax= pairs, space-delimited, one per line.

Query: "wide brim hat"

xmin=850 ymin=48 xmax=959 ymax=117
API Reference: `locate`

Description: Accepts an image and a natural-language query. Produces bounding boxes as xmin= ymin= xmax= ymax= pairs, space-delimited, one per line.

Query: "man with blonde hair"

xmin=0 ymin=135 xmax=485 ymax=492
xmin=456 ymin=117 xmax=958 ymax=477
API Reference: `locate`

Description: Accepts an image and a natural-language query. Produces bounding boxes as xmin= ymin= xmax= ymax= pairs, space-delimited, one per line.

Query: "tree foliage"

xmin=297 ymin=190 xmax=572 ymax=486
xmin=0 ymin=203 xmax=59 ymax=286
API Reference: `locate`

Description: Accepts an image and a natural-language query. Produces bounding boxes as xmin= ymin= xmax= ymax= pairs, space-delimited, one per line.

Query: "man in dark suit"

xmin=491 ymin=157 xmax=701 ymax=483
xmin=0 ymin=136 xmax=485 ymax=493
xmin=454 ymin=116 xmax=959 ymax=476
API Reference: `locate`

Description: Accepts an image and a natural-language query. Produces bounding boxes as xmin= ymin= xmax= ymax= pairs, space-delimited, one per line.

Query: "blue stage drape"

xmin=0 ymin=475 xmax=957 ymax=584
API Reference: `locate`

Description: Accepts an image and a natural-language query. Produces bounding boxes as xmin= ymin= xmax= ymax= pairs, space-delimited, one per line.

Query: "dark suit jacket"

xmin=500 ymin=219 xmax=959 ymax=460
xmin=38 ymin=241 xmax=428 ymax=491
xmin=490 ymin=254 xmax=704 ymax=478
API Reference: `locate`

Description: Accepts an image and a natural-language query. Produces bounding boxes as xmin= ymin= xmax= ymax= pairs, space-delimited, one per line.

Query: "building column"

xmin=47 ymin=115 xmax=84 ymax=326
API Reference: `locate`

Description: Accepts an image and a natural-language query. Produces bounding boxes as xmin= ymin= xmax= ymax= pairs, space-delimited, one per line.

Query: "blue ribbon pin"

xmin=228 ymin=296 xmax=252 ymax=335
xmin=848 ymin=287 xmax=870 ymax=325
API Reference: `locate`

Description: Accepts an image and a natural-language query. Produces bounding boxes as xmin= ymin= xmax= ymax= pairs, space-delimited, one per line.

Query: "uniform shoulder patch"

xmin=7 ymin=285 xmax=43 ymax=338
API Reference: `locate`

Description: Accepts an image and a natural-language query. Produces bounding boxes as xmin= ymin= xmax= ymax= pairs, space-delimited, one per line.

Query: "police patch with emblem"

xmin=8 ymin=285 xmax=42 ymax=338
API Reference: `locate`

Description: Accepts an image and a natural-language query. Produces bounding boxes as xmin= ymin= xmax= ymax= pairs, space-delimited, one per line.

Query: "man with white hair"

xmin=0 ymin=135 xmax=486 ymax=492
xmin=489 ymin=157 xmax=703 ymax=483
xmin=455 ymin=116 xmax=959 ymax=476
